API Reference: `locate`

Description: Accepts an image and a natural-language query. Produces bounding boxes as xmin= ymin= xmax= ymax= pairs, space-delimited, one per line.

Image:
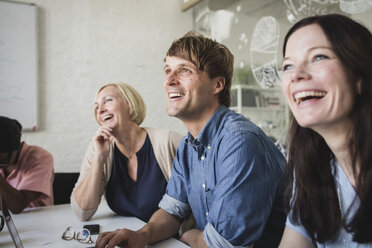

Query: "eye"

xmin=282 ymin=64 xmax=293 ymax=71
xmin=313 ymin=54 xmax=329 ymax=62
xmin=179 ymin=67 xmax=192 ymax=73
xmin=104 ymin=98 xmax=113 ymax=104
xmin=164 ymin=68 xmax=171 ymax=75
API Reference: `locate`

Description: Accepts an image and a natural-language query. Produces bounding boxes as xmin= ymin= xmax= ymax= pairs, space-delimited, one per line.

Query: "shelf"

xmin=231 ymin=84 xmax=289 ymax=143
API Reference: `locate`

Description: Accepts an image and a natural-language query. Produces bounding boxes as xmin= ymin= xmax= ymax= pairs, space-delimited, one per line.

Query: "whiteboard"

xmin=0 ymin=1 xmax=38 ymax=131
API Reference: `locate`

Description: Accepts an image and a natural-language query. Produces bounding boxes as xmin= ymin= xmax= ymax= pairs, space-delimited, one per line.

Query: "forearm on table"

xmin=0 ymin=177 xmax=40 ymax=213
xmin=180 ymin=229 xmax=208 ymax=248
xmin=73 ymin=156 xmax=106 ymax=210
xmin=138 ymin=208 xmax=182 ymax=245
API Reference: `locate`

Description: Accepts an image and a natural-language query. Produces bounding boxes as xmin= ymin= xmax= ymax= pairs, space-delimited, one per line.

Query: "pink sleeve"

xmin=9 ymin=144 xmax=54 ymax=207
xmin=17 ymin=152 xmax=54 ymax=197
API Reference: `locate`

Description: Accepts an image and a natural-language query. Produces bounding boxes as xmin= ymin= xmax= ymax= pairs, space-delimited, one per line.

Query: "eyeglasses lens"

xmin=62 ymin=226 xmax=75 ymax=240
xmin=77 ymin=228 xmax=93 ymax=243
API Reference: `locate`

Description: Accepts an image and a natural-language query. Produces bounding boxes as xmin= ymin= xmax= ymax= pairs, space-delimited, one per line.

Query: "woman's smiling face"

xmin=95 ymin=86 xmax=131 ymax=129
xmin=281 ymin=23 xmax=355 ymax=132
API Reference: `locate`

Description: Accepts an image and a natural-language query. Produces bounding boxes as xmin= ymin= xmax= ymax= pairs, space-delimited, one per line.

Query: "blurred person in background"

xmin=0 ymin=116 xmax=54 ymax=213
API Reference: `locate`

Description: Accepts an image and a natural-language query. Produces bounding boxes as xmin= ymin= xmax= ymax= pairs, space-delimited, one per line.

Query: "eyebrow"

xmin=94 ymin=95 xmax=113 ymax=105
xmin=282 ymin=46 xmax=333 ymax=63
xmin=163 ymin=62 xmax=195 ymax=70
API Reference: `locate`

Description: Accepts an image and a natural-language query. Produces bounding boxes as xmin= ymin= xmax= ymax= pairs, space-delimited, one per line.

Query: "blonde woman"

xmin=71 ymin=82 xmax=182 ymax=222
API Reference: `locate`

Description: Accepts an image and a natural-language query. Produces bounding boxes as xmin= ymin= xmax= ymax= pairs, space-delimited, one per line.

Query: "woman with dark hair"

xmin=279 ymin=14 xmax=372 ymax=247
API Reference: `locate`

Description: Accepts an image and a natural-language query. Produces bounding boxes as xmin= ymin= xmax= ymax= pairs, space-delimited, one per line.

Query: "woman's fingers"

xmin=95 ymin=126 xmax=112 ymax=141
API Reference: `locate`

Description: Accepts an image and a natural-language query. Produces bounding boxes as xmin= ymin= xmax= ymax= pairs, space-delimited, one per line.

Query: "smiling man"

xmin=96 ymin=32 xmax=286 ymax=248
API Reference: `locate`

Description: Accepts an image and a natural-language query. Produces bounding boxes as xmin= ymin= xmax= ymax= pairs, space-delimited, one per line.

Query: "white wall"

xmin=10 ymin=0 xmax=192 ymax=172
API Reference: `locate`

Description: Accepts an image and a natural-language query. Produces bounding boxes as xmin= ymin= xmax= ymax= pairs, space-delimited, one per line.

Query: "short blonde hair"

xmin=94 ymin=82 xmax=146 ymax=125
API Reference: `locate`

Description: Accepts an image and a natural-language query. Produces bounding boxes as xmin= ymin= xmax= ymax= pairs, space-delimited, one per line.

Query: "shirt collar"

xmin=185 ymin=105 xmax=229 ymax=149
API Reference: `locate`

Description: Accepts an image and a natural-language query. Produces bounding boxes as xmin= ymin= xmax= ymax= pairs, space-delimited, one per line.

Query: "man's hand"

xmin=95 ymin=228 xmax=147 ymax=248
xmin=94 ymin=209 xmax=182 ymax=248
xmin=179 ymin=229 xmax=208 ymax=248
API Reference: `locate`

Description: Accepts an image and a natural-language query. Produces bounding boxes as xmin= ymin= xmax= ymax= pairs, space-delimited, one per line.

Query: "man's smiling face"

xmin=163 ymin=56 xmax=218 ymax=122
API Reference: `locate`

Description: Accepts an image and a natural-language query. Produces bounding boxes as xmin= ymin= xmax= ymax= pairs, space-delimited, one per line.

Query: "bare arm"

xmin=139 ymin=208 xmax=182 ymax=244
xmin=180 ymin=229 xmax=208 ymax=248
xmin=95 ymin=209 xmax=182 ymax=248
xmin=73 ymin=126 xmax=112 ymax=210
xmin=279 ymin=227 xmax=315 ymax=248
xmin=0 ymin=176 xmax=40 ymax=214
xmin=73 ymin=155 xmax=105 ymax=209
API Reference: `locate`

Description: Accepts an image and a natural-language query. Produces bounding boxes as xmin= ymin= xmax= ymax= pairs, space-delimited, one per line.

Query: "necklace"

xmin=124 ymin=140 xmax=142 ymax=159
xmin=336 ymin=182 xmax=348 ymax=248
xmin=119 ymin=128 xmax=145 ymax=159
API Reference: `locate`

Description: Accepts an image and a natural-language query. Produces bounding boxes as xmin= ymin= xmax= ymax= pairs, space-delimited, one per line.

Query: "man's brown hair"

xmin=166 ymin=32 xmax=234 ymax=107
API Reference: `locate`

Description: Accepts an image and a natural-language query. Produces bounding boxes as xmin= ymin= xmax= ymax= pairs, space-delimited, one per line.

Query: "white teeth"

xmin=103 ymin=114 xmax=113 ymax=121
xmin=169 ymin=92 xmax=184 ymax=98
xmin=294 ymin=91 xmax=326 ymax=104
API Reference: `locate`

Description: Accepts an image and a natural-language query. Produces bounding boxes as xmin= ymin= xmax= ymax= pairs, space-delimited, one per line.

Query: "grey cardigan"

xmin=70 ymin=127 xmax=183 ymax=221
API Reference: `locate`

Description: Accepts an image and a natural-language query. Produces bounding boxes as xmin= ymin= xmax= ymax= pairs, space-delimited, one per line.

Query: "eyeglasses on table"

xmin=61 ymin=226 xmax=94 ymax=244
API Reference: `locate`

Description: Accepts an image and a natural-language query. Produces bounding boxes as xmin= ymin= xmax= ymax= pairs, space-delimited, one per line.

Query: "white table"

xmin=0 ymin=201 xmax=189 ymax=248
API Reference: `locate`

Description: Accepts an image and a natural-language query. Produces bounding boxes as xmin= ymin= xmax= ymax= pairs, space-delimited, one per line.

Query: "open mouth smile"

xmin=168 ymin=92 xmax=185 ymax=99
xmin=102 ymin=114 xmax=113 ymax=121
xmin=294 ymin=90 xmax=326 ymax=104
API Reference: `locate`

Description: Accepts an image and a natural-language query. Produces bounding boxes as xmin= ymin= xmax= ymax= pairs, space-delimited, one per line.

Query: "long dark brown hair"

xmin=283 ymin=14 xmax=372 ymax=243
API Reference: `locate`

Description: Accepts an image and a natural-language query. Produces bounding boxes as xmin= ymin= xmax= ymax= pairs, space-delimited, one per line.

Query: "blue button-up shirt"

xmin=159 ymin=105 xmax=286 ymax=247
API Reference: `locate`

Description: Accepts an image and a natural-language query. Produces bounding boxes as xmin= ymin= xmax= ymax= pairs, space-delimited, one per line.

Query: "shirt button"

xmin=206 ymin=212 xmax=208 ymax=216
xmin=202 ymin=183 xmax=205 ymax=189
xmin=207 ymin=145 xmax=211 ymax=150
xmin=201 ymin=155 xmax=205 ymax=160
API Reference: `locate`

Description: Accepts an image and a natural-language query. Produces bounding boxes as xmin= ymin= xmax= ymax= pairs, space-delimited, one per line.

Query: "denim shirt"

xmin=159 ymin=105 xmax=286 ymax=247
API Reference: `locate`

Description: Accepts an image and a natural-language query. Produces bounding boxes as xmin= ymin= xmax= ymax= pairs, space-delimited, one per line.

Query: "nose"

xmin=97 ymin=102 xmax=106 ymax=114
xmin=164 ymin=70 xmax=179 ymax=87
xmin=290 ymin=64 xmax=311 ymax=83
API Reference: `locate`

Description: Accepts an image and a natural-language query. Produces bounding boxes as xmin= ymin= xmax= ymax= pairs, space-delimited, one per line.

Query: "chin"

xmin=167 ymin=112 xmax=179 ymax=118
xmin=103 ymin=121 xmax=116 ymax=129
xmin=166 ymin=107 xmax=181 ymax=117
xmin=296 ymin=118 xmax=320 ymax=129
xmin=293 ymin=111 xmax=319 ymax=127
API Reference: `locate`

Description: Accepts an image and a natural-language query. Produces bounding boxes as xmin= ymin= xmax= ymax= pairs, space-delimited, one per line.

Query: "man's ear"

xmin=213 ymin=76 xmax=225 ymax=95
